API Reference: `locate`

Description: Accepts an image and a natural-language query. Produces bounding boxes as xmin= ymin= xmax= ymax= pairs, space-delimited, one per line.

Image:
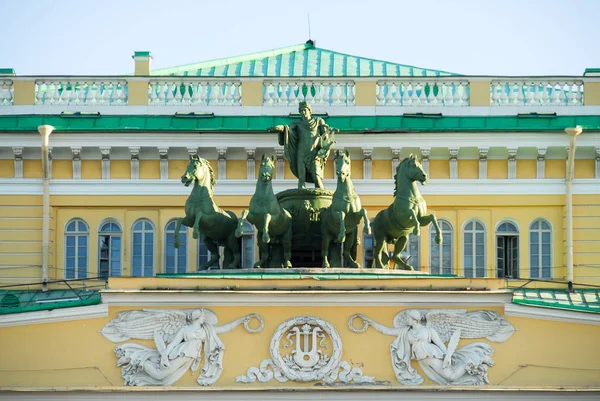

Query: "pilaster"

xmin=508 ymin=148 xmax=517 ymax=179
xmin=71 ymin=147 xmax=81 ymax=179
xmin=100 ymin=147 xmax=111 ymax=180
xmin=246 ymin=148 xmax=256 ymax=180
xmin=12 ymin=147 xmax=23 ymax=178
xmin=275 ymin=147 xmax=285 ymax=180
xmin=48 ymin=147 xmax=53 ymax=179
xmin=478 ymin=148 xmax=488 ymax=179
xmin=392 ymin=148 xmax=401 ymax=172
xmin=449 ymin=148 xmax=459 ymax=179
xmin=595 ymin=147 xmax=600 ymax=178
xmin=420 ymin=148 xmax=430 ymax=175
xmin=158 ymin=147 xmax=169 ymax=180
xmin=537 ymin=148 xmax=547 ymax=179
xmin=129 ymin=147 xmax=140 ymax=179
xmin=362 ymin=148 xmax=373 ymax=180
xmin=217 ymin=147 xmax=227 ymax=180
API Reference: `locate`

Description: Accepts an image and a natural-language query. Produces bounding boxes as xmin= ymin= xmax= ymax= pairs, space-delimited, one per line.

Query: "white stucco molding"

xmin=0 ymin=178 xmax=598 ymax=196
xmin=504 ymin=302 xmax=600 ymax=326
xmin=100 ymin=290 xmax=512 ymax=307
xmin=0 ymin=303 xmax=108 ymax=327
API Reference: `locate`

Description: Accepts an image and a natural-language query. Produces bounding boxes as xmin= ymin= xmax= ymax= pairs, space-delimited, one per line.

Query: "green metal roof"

xmin=512 ymin=288 xmax=600 ymax=314
xmin=0 ymin=289 xmax=101 ymax=315
xmin=152 ymin=41 xmax=459 ymax=78
xmin=1 ymin=114 xmax=599 ymax=133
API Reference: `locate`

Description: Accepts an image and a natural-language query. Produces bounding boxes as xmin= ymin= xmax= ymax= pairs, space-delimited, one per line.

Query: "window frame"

xmin=462 ymin=219 xmax=487 ymax=278
xmin=240 ymin=221 xmax=256 ymax=269
xmin=64 ymin=218 xmax=89 ymax=280
xmin=164 ymin=219 xmax=188 ymax=274
xmin=429 ymin=219 xmax=454 ymax=275
xmin=495 ymin=220 xmax=520 ymax=279
xmin=529 ymin=218 xmax=553 ymax=279
xmin=131 ymin=218 xmax=156 ymax=277
xmin=97 ymin=218 xmax=123 ymax=279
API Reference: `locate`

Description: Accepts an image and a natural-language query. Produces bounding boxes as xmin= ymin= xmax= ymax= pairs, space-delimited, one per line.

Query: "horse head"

xmin=259 ymin=154 xmax=275 ymax=182
xmin=335 ymin=149 xmax=351 ymax=182
xmin=181 ymin=155 xmax=216 ymax=192
xmin=394 ymin=154 xmax=427 ymax=197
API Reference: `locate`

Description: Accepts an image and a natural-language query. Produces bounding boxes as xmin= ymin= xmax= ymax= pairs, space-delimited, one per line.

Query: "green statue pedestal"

xmin=266 ymin=188 xmax=343 ymax=268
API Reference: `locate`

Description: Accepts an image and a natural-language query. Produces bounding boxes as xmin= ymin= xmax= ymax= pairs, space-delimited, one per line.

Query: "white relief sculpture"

xmin=237 ymin=315 xmax=374 ymax=384
xmin=101 ymin=308 xmax=264 ymax=386
xmin=348 ymin=309 xmax=515 ymax=386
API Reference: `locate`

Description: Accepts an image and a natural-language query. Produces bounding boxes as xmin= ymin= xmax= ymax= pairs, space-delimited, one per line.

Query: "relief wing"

xmin=101 ymin=309 xmax=188 ymax=343
xmin=393 ymin=309 xmax=466 ymax=332
xmin=425 ymin=310 xmax=515 ymax=343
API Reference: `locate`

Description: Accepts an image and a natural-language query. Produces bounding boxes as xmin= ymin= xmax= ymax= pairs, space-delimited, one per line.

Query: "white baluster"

xmin=182 ymin=82 xmax=191 ymax=105
xmin=263 ymin=82 xmax=272 ymax=105
xmin=444 ymin=82 xmax=453 ymax=105
xmin=377 ymin=82 xmax=386 ymax=105
xmin=490 ymin=82 xmax=500 ymax=106
xmin=166 ymin=82 xmax=175 ymax=105
xmin=393 ymin=83 xmax=401 ymax=105
xmin=339 ymin=81 xmax=348 ymax=106
xmin=217 ymin=82 xmax=225 ymax=104
xmin=321 ymin=82 xmax=331 ymax=106
xmin=558 ymin=82 xmax=566 ymax=105
xmin=224 ymin=82 xmax=233 ymax=106
xmin=566 ymin=83 xmax=575 ymax=106
xmin=305 ymin=81 xmax=314 ymax=104
xmin=288 ymin=82 xmax=296 ymax=106
xmin=119 ymin=82 xmax=127 ymax=104
xmin=508 ymin=82 xmax=518 ymax=105
xmin=384 ymin=82 xmax=394 ymax=105
xmin=426 ymin=82 xmax=436 ymax=105
xmin=524 ymin=82 xmax=533 ymax=105
xmin=208 ymin=82 xmax=217 ymax=105
xmin=541 ymin=82 xmax=549 ymax=104
xmin=173 ymin=82 xmax=183 ymax=104
xmin=409 ymin=83 xmax=419 ymax=105
xmin=157 ymin=82 xmax=166 ymax=104
xmin=92 ymin=81 xmax=102 ymax=104
xmin=103 ymin=82 xmax=112 ymax=104
xmin=35 ymin=82 xmax=44 ymax=104
xmin=313 ymin=82 xmax=323 ymax=105
xmin=418 ymin=82 xmax=427 ymax=105
xmin=50 ymin=82 xmax=60 ymax=104
xmin=401 ymin=83 xmax=410 ymax=105
xmin=516 ymin=82 xmax=525 ymax=105
xmin=550 ymin=83 xmax=559 ymax=105
xmin=433 ymin=82 xmax=444 ymax=105
xmin=199 ymin=82 xmax=208 ymax=105
xmin=149 ymin=82 xmax=158 ymax=105
xmin=575 ymin=82 xmax=583 ymax=105
xmin=190 ymin=82 xmax=199 ymax=104
xmin=346 ymin=81 xmax=355 ymax=105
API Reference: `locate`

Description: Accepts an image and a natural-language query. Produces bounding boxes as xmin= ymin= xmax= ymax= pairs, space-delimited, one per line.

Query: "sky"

xmin=1 ymin=0 xmax=599 ymax=76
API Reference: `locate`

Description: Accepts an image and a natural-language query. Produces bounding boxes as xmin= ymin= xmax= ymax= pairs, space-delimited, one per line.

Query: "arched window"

xmin=496 ymin=221 xmax=519 ymax=279
xmin=400 ymin=233 xmax=420 ymax=270
xmin=363 ymin=220 xmax=375 ymax=268
xmin=131 ymin=219 xmax=155 ymax=277
xmin=530 ymin=219 xmax=552 ymax=278
xmin=65 ymin=218 xmax=88 ymax=279
xmin=198 ymin=233 xmax=219 ymax=270
xmin=463 ymin=220 xmax=486 ymax=278
xmin=240 ymin=221 xmax=255 ymax=268
xmin=165 ymin=220 xmax=187 ymax=274
xmin=98 ymin=220 xmax=122 ymax=279
xmin=430 ymin=220 xmax=453 ymax=275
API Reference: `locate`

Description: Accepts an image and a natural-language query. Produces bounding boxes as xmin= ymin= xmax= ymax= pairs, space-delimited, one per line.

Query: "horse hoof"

xmin=263 ymin=235 xmax=270 ymax=244
xmin=193 ymin=231 xmax=199 ymax=240
xmin=412 ymin=229 xmax=420 ymax=236
xmin=436 ymin=236 xmax=443 ymax=245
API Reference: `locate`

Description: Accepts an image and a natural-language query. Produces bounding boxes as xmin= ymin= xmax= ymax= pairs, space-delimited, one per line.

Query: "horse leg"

xmin=282 ymin=221 xmax=293 ymax=269
xmin=419 ymin=214 xmax=443 ymax=245
xmin=321 ymin=232 xmax=331 ymax=268
xmin=342 ymin=229 xmax=360 ymax=268
xmin=336 ymin=211 xmax=346 ymax=243
xmin=391 ymin=235 xmax=412 ymax=270
xmin=263 ymin=213 xmax=272 ymax=244
xmin=192 ymin=212 xmax=203 ymax=239
xmin=199 ymin=237 xmax=220 ymax=271
xmin=360 ymin=208 xmax=371 ymax=235
xmin=409 ymin=208 xmax=420 ymax=236
xmin=173 ymin=217 xmax=184 ymax=249
xmin=225 ymin=231 xmax=241 ymax=269
xmin=254 ymin=234 xmax=268 ymax=269
xmin=235 ymin=209 xmax=249 ymax=238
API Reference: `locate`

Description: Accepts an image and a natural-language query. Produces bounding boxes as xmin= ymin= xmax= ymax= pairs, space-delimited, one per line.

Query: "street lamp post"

xmin=38 ymin=125 xmax=54 ymax=291
xmin=565 ymin=126 xmax=582 ymax=292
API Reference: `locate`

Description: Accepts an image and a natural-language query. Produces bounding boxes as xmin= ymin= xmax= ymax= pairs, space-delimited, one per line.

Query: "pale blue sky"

xmin=1 ymin=0 xmax=599 ymax=76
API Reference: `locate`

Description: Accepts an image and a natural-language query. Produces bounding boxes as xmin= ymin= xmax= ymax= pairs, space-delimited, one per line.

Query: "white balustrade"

xmin=376 ymin=79 xmax=469 ymax=106
xmin=490 ymin=80 xmax=584 ymax=106
xmin=0 ymin=80 xmax=13 ymax=105
xmin=149 ymin=79 xmax=242 ymax=106
xmin=35 ymin=79 xmax=128 ymax=105
xmin=263 ymin=80 xmax=356 ymax=106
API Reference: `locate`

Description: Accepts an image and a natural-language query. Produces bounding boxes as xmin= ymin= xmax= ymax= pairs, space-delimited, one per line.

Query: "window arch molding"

xmin=64 ymin=218 xmax=89 ymax=279
xmin=462 ymin=218 xmax=487 ymax=278
xmin=529 ymin=218 xmax=553 ymax=279
xmin=97 ymin=218 xmax=123 ymax=279
xmin=429 ymin=219 xmax=454 ymax=275
xmin=131 ymin=218 xmax=156 ymax=277
xmin=494 ymin=218 xmax=521 ymax=234
xmin=164 ymin=219 xmax=188 ymax=274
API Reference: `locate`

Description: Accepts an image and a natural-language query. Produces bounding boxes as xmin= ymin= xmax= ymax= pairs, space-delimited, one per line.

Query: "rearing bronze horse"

xmin=173 ymin=155 xmax=241 ymax=270
xmin=372 ymin=154 xmax=442 ymax=270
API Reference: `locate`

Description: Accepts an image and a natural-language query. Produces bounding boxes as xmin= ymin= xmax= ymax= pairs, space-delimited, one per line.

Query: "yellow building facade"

xmin=0 ymin=43 xmax=599 ymax=400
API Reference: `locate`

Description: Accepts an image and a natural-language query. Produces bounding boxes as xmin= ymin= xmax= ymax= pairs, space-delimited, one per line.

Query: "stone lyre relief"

xmin=349 ymin=309 xmax=515 ymax=386
xmin=101 ymin=308 xmax=264 ymax=386
xmin=237 ymin=315 xmax=375 ymax=384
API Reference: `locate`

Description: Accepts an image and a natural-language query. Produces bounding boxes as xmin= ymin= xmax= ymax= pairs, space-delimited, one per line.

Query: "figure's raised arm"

xmin=348 ymin=314 xmax=401 ymax=337
xmin=267 ymin=125 xmax=285 ymax=133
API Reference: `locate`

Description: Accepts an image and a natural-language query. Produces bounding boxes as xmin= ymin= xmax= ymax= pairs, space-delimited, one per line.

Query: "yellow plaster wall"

xmin=487 ymin=160 xmax=508 ymax=179
xmin=351 ymin=159 xmax=363 ymax=179
xmin=354 ymin=81 xmax=377 ymax=106
xmin=517 ymin=159 xmax=536 ymax=179
xmin=241 ymin=81 xmax=262 ymax=106
xmin=469 ymin=81 xmax=491 ymax=106
xmin=110 ymin=160 xmax=130 ymax=179
xmin=0 ymin=160 xmax=14 ymax=177
xmin=52 ymin=160 xmax=72 ymax=179
xmin=23 ymin=160 xmax=41 ymax=178
xmin=139 ymin=160 xmax=160 ymax=179
xmin=0 ymin=304 xmax=598 ymax=388
xmin=458 ymin=160 xmax=478 ymax=179
xmin=583 ymin=81 xmax=600 ymax=105
xmin=12 ymin=80 xmax=35 ymax=105
xmin=227 ymin=160 xmax=246 ymax=179
xmin=546 ymin=159 xmax=566 ymax=178
xmin=429 ymin=160 xmax=449 ymax=179
xmin=168 ymin=160 xmax=188 ymax=179
xmin=284 ymin=161 xmax=294 ymax=179
xmin=372 ymin=160 xmax=391 ymax=179
xmin=322 ymin=161 xmax=334 ymax=179
xmin=81 ymin=160 xmax=101 ymax=179
xmin=127 ymin=81 xmax=149 ymax=105
xmin=574 ymin=159 xmax=595 ymax=178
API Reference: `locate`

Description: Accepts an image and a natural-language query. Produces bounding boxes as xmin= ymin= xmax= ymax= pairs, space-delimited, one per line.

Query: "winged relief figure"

xmin=101 ymin=308 xmax=263 ymax=386
xmin=348 ymin=309 xmax=515 ymax=386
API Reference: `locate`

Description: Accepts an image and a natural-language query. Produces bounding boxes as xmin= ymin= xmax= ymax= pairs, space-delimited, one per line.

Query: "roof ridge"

xmin=152 ymin=42 xmax=312 ymax=75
